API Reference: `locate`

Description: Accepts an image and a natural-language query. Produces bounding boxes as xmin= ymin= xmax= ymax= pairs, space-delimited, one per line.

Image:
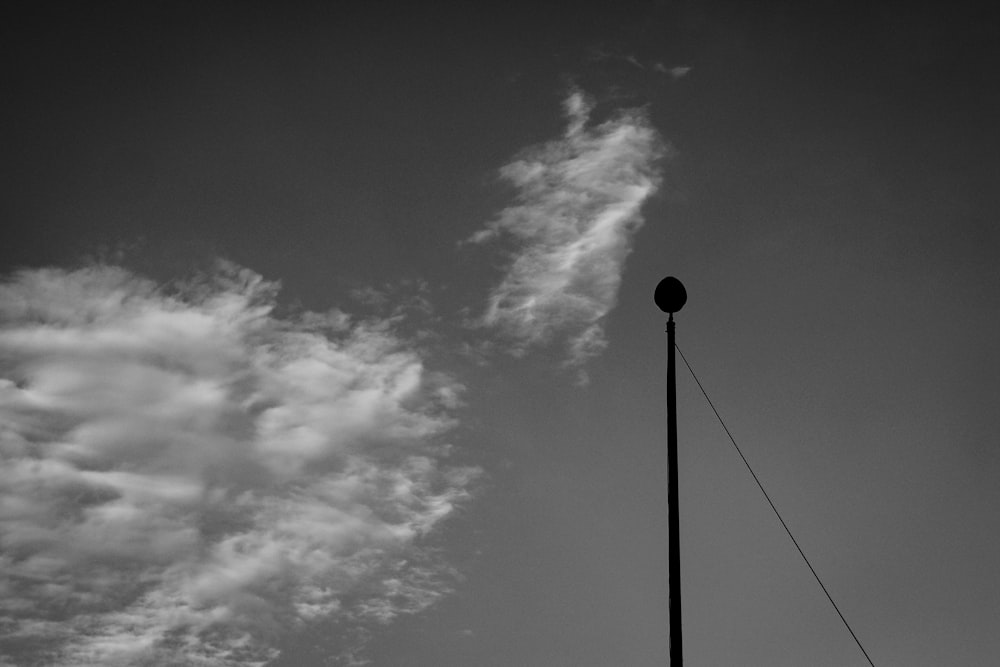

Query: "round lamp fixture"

xmin=654 ymin=276 xmax=687 ymax=314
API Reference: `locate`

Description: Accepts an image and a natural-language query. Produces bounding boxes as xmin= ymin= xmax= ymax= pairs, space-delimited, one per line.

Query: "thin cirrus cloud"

xmin=468 ymin=88 xmax=667 ymax=372
xmin=0 ymin=263 xmax=477 ymax=666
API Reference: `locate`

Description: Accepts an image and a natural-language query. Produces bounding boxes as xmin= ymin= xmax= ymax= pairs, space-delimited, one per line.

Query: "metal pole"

xmin=667 ymin=313 xmax=683 ymax=666
xmin=654 ymin=275 xmax=686 ymax=666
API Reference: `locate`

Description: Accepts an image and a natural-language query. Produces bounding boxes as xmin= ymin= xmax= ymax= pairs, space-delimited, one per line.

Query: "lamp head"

xmin=654 ymin=276 xmax=687 ymax=314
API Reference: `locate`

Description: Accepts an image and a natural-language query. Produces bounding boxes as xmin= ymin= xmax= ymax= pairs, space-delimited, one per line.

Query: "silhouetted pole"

xmin=654 ymin=276 xmax=687 ymax=666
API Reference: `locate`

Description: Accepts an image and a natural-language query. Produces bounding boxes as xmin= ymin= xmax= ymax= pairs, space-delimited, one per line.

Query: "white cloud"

xmin=0 ymin=263 xmax=477 ymax=666
xmin=469 ymin=88 xmax=667 ymax=372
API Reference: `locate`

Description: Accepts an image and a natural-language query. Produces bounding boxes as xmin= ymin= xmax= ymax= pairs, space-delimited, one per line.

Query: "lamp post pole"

xmin=666 ymin=312 xmax=682 ymax=666
xmin=655 ymin=276 xmax=688 ymax=666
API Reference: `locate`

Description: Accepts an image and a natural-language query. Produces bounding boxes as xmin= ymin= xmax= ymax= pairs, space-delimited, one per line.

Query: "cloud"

xmin=652 ymin=63 xmax=692 ymax=79
xmin=468 ymin=88 xmax=667 ymax=373
xmin=0 ymin=263 xmax=477 ymax=666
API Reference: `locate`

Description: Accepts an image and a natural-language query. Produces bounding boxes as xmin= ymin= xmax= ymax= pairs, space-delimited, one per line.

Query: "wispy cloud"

xmin=0 ymin=263 xmax=476 ymax=666
xmin=468 ymin=88 xmax=667 ymax=374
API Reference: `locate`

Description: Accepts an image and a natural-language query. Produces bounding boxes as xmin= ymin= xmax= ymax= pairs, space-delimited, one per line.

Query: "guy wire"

xmin=673 ymin=342 xmax=877 ymax=667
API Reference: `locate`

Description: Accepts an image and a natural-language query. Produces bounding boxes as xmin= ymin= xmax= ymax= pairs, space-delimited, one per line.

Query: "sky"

xmin=2 ymin=1 xmax=999 ymax=665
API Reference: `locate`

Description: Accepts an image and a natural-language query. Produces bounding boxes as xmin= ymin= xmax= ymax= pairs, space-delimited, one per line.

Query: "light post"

xmin=655 ymin=276 xmax=687 ymax=666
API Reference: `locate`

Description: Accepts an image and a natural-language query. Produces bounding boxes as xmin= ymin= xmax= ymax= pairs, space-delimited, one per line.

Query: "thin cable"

xmin=674 ymin=343 xmax=877 ymax=667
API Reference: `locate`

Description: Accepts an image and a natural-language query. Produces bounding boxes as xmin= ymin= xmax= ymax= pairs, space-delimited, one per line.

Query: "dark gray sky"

xmin=2 ymin=2 xmax=999 ymax=665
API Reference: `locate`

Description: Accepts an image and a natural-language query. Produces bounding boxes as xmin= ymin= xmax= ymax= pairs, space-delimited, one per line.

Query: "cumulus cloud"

xmin=468 ymin=88 xmax=667 ymax=372
xmin=0 ymin=263 xmax=476 ymax=666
